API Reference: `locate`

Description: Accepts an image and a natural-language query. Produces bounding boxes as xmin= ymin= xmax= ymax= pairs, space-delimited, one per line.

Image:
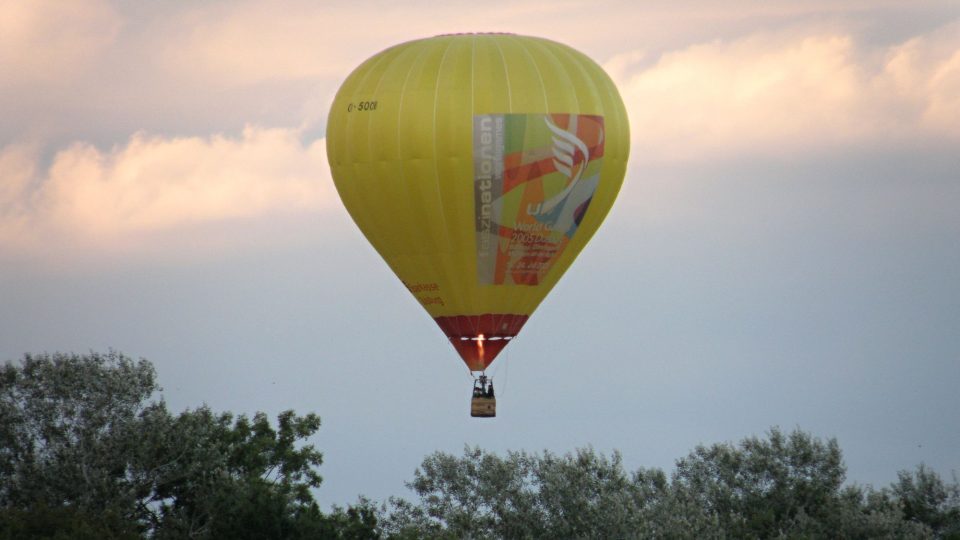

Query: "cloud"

xmin=881 ymin=24 xmax=960 ymax=133
xmin=612 ymin=21 xmax=960 ymax=161
xmin=0 ymin=0 xmax=120 ymax=85
xmin=2 ymin=3 xmax=957 ymax=263
xmin=3 ymin=2 xmax=955 ymax=152
xmin=147 ymin=0 xmax=848 ymax=89
xmin=0 ymin=127 xmax=334 ymax=256
xmin=156 ymin=3 xmax=356 ymax=85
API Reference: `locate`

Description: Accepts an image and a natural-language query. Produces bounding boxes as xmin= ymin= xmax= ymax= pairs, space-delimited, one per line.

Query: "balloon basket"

xmin=471 ymin=396 xmax=496 ymax=418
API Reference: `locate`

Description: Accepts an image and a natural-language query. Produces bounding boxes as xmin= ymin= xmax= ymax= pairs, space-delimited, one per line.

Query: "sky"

xmin=2 ymin=0 xmax=959 ymax=508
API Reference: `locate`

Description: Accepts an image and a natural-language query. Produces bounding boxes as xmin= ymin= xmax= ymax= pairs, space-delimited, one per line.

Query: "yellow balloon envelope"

xmin=327 ymin=34 xmax=629 ymax=372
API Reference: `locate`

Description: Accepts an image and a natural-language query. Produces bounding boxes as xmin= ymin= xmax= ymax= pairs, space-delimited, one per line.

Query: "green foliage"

xmin=4 ymin=351 xmax=959 ymax=539
xmin=324 ymin=498 xmax=384 ymax=540
xmin=382 ymin=429 xmax=959 ymax=539
xmin=136 ymin=406 xmax=327 ymax=538
xmin=0 ymin=503 xmax=141 ymax=540
xmin=380 ymin=446 xmax=650 ymax=539
xmin=667 ymin=428 xmax=849 ymax=536
xmin=890 ymin=465 xmax=960 ymax=539
xmin=0 ymin=351 xmax=375 ymax=539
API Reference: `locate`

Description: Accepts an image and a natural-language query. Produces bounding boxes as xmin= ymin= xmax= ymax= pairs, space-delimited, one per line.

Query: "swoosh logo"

xmin=542 ymin=116 xmax=593 ymax=213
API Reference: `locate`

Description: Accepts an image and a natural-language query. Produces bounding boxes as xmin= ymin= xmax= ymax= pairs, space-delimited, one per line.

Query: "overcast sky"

xmin=2 ymin=0 xmax=958 ymax=507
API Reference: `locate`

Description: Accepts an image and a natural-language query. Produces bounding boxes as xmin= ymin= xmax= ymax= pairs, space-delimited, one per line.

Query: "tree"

xmin=0 ymin=351 xmax=373 ymax=539
xmin=667 ymin=428 xmax=849 ymax=535
xmin=380 ymin=446 xmax=647 ymax=539
xmin=135 ymin=406 xmax=326 ymax=538
xmin=381 ymin=428 xmax=948 ymax=539
xmin=0 ymin=351 xmax=158 ymax=522
xmin=7 ymin=351 xmax=957 ymax=539
xmin=889 ymin=464 xmax=960 ymax=538
xmin=660 ymin=428 xmax=935 ymax=538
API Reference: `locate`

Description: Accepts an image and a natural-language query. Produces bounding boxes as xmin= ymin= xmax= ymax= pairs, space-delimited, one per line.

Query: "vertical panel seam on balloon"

xmin=343 ymin=47 xmax=400 ymax=264
xmin=452 ymin=35 xmax=477 ymax=348
xmin=566 ymin=45 xmax=622 ymax=237
xmin=395 ymin=41 xmax=437 ymax=264
xmin=491 ymin=36 xmax=513 ymax=113
xmin=514 ymin=37 xmax=550 ymax=335
xmin=431 ymin=37 xmax=471 ymax=343
xmin=487 ymin=36 xmax=513 ymax=345
xmin=364 ymin=48 xmax=411 ymax=266
xmin=400 ymin=40 xmax=460 ymax=366
xmin=515 ymin=35 xmax=550 ymax=112
xmin=551 ymin=45 xmax=600 ymax=279
xmin=517 ymin=38 xmax=550 ymax=315
xmin=366 ymin=45 xmax=412 ymax=260
xmin=466 ymin=35 xmax=478 ymax=328
xmin=498 ymin=36 xmax=551 ymax=346
xmin=483 ymin=34 xmax=513 ymax=348
xmin=558 ymin=45 xmax=595 ymax=246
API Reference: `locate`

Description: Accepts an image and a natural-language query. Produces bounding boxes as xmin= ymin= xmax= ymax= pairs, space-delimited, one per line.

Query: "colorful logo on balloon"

xmin=474 ymin=113 xmax=605 ymax=286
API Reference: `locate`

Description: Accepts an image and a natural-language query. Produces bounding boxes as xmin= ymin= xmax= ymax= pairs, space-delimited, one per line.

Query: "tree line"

xmin=1 ymin=352 xmax=957 ymax=539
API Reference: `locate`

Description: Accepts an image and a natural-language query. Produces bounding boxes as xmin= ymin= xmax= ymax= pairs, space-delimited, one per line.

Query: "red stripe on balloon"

xmin=434 ymin=314 xmax=529 ymax=371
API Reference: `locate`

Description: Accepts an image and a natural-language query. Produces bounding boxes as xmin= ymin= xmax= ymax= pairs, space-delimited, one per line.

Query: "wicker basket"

xmin=471 ymin=396 xmax=496 ymax=418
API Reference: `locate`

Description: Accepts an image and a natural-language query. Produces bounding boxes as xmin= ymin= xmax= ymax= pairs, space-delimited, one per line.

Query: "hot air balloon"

xmin=326 ymin=33 xmax=629 ymax=417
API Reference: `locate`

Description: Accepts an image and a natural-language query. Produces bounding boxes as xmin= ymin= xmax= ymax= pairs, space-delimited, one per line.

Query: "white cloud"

xmin=0 ymin=127 xmax=334 ymax=255
xmin=2 ymin=2 xmax=957 ymax=262
xmin=157 ymin=3 xmax=354 ymax=85
xmin=147 ymin=0 xmax=826 ymax=88
xmin=880 ymin=24 xmax=960 ymax=133
xmin=3 ymin=2 xmax=956 ymax=152
xmin=0 ymin=0 xmax=120 ymax=85
xmin=612 ymin=21 xmax=960 ymax=161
